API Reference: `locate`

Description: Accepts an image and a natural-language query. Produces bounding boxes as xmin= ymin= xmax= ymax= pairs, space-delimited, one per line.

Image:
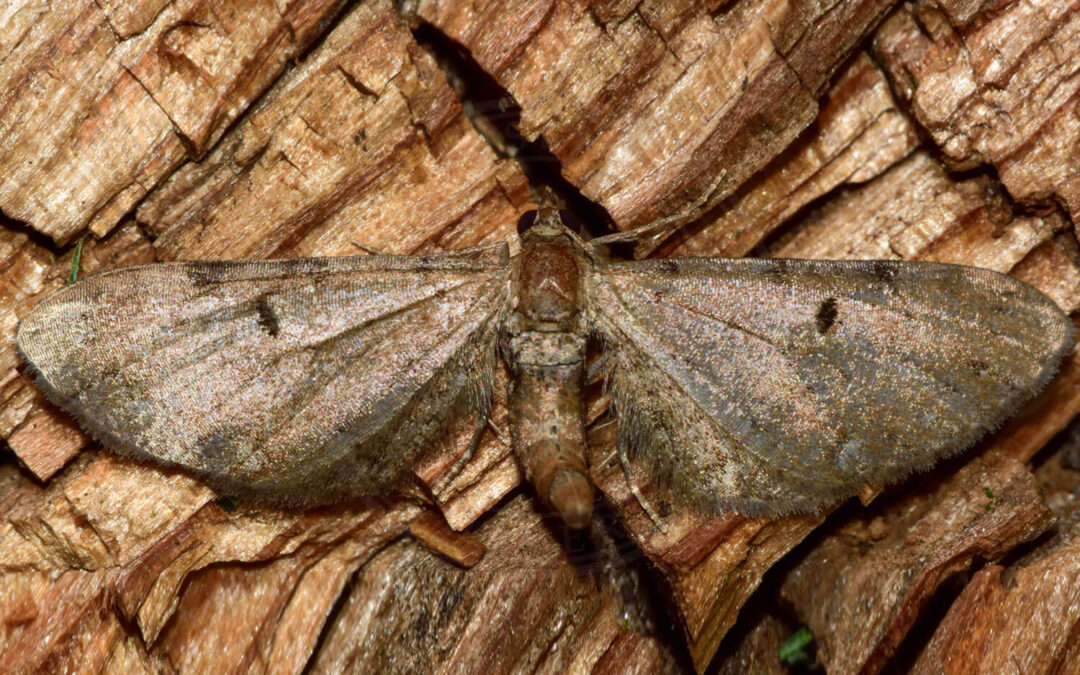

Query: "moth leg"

xmin=432 ymin=411 xmax=489 ymax=495
xmin=617 ymin=446 xmax=669 ymax=533
xmin=485 ymin=417 xmax=508 ymax=445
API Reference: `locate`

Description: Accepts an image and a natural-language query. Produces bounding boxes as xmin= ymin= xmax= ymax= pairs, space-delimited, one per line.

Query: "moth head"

xmin=517 ymin=208 xmax=583 ymax=238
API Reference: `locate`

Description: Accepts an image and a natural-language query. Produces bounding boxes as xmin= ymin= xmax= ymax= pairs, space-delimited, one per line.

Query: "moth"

xmin=16 ymin=209 xmax=1073 ymax=529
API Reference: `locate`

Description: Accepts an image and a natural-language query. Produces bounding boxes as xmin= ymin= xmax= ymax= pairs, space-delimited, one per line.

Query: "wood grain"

xmin=0 ymin=0 xmax=351 ymax=244
xmin=873 ymin=0 xmax=1080 ymax=223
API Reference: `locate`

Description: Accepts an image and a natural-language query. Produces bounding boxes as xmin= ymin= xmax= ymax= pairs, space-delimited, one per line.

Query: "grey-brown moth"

xmin=16 ymin=209 xmax=1074 ymax=529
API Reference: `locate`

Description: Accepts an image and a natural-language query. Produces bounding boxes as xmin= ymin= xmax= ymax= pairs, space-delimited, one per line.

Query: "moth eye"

xmin=516 ymin=210 xmax=539 ymax=233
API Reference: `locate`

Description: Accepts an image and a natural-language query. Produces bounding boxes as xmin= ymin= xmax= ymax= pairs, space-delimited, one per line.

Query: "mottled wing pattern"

xmin=587 ymin=257 xmax=1073 ymax=516
xmin=18 ymin=244 xmax=511 ymax=505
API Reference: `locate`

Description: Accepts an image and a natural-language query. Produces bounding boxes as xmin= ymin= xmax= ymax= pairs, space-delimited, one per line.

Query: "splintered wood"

xmin=418 ymin=0 xmax=900 ymax=247
xmin=139 ymin=0 xmax=529 ymax=261
xmin=1 ymin=0 xmax=1080 ymax=673
xmin=0 ymin=0 xmax=352 ymax=244
xmin=311 ymin=498 xmax=677 ymax=674
xmin=909 ymin=453 xmax=1080 ymax=674
xmin=873 ymin=1 xmax=1080 ymax=222
xmin=662 ymin=53 xmax=919 ymax=258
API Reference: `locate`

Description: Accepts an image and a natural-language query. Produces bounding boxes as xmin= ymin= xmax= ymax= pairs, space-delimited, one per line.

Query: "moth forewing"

xmin=585 ymin=255 xmax=1073 ymax=517
xmin=16 ymin=243 xmax=512 ymax=507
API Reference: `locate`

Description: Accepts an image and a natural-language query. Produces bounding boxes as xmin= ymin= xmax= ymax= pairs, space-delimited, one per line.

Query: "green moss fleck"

xmin=67 ymin=234 xmax=88 ymax=285
xmin=779 ymin=627 xmax=814 ymax=666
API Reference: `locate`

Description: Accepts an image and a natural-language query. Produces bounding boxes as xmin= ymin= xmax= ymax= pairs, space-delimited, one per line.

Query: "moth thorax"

xmin=515 ymin=235 xmax=582 ymax=329
xmin=507 ymin=332 xmax=585 ymax=366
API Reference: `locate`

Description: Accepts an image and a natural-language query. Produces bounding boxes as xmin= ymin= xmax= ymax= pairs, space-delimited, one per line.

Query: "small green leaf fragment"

xmin=779 ymin=627 xmax=814 ymax=666
xmin=67 ymin=234 xmax=88 ymax=285
xmin=984 ymin=486 xmax=996 ymax=499
xmin=217 ymin=496 xmax=239 ymax=512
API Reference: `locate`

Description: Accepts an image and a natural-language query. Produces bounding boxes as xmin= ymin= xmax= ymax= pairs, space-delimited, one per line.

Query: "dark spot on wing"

xmin=438 ymin=583 xmax=465 ymax=619
xmin=869 ymin=261 xmax=899 ymax=284
xmin=255 ymin=294 xmax=280 ymax=336
xmin=433 ymin=582 xmax=466 ymax=630
xmin=836 ymin=426 xmax=850 ymax=445
xmin=276 ymin=256 xmax=332 ymax=274
xmin=186 ymin=262 xmax=234 ymax=287
xmin=816 ymin=297 xmax=838 ymax=334
xmin=194 ymin=427 xmax=242 ymax=472
xmin=657 ymin=259 xmax=679 ymax=274
xmin=410 ymin=254 xmax=444 ymax=272
xmin=762 ymin=258 xmax=793 ymax=279
xmin=969 ymin=359 xmax=990 ymax=377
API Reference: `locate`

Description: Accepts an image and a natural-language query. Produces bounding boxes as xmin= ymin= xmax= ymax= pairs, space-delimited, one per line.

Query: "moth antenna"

xmin=586 ymin=169 xmax=728 ymax=257
xmin=618 ymin=446 xmax=668 ymax=533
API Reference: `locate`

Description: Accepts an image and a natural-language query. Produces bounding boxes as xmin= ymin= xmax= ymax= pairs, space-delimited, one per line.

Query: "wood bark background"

xmin=1 ymin=0 xmax=1079 ymax=672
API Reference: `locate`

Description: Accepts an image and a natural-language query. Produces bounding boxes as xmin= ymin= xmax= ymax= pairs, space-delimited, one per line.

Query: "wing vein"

xmin=595 ymin=294 xmax=754 ymax=466
xmin=239 ymin=278 xmax=505 ymax=465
